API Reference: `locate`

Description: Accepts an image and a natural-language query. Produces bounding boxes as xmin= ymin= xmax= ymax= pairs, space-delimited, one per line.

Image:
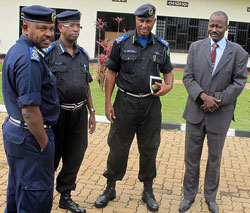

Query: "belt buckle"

xmin=73 ymin=104 xmax=77 ymax=111
xmin=138 ymin=93 xmax=144 ymax=98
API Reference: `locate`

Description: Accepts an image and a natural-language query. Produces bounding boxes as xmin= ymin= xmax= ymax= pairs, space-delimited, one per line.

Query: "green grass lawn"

xmin=0 ymin=62 xmax=249 ymax=130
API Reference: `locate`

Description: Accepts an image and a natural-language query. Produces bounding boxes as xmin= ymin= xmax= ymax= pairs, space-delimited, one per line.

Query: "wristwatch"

xmin=90 ymin=107 xmax=95 ymax=113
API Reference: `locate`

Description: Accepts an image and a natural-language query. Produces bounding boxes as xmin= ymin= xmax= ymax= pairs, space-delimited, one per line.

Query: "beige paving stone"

xmin=0 ymin=113 xmax=249 ymax=212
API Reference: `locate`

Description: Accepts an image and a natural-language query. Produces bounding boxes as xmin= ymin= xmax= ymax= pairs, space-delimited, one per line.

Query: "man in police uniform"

xmin=45 ymin=10 xmax=96 ymax=213
xmin=2 ymin=5 xmax=60 ymax=212
xmin=94 ymin=4 xmax=173 ymax=212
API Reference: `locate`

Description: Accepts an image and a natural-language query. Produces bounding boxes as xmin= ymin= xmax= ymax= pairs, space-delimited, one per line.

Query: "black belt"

xmin=119 ymin=88 xmax=152 ymax=98
xmin=9 ymin=116 xmax=51 ymax=129
xmin=60 ymin=100 xmax=86 ymax=111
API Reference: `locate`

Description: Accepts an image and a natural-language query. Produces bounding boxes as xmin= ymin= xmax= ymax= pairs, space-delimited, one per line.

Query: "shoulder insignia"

xmin=29 ymin=47 xmax=40 ymax=62
xmin=157 ymin=37 xmax=170 ymax=56
xmin=157 ymin=37 xmax=169 ymax=48
xmin=79 ymin=47 xmax=89 ymax=60
xmin=115 ymin=33 xmax=129 ymax=44
xmin=42 ymin=43 xmax=55 ymax=55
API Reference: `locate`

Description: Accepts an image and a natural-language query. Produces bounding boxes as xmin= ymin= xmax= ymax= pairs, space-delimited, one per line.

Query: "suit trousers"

xmin=183 ymin=119 xmax=227 ymax=202
xmin=53 ymin=105 xmax=88 ymax=193
xmin=3 ymin=118 xmax=55 ymax=213
xmin=103 ymin=90 xmax=162 ymax=182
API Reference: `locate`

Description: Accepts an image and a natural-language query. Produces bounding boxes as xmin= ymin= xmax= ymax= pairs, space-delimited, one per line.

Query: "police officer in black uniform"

xmin=94 ymin=3 xmax=174 ymax=212
xmin=2 ymin=5 xmax=60 ymax=212
xmin=45 ymin=10 xmax=96 ymax=213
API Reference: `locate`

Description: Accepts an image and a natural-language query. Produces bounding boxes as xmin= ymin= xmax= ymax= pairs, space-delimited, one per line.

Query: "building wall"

xmin=0 ymin=0 xmax=250 ymax=65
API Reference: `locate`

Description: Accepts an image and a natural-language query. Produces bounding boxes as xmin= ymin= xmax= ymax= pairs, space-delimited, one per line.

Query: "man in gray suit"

xmin=179 ymin=11 xmax=248 ymax=213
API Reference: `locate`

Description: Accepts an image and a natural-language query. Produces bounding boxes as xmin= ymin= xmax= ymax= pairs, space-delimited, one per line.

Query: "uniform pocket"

xmin=50 ymin=64 xmax=68 ymax=82
xmin=20 ymin=179 xmax=53 ymax=213
xmin=151 ymin=52 xmax=164 ymax=75
xmin=151 ymin=53 xmax=164 ymax=64
xmin=80 ymin=63 xmax=89 ymax=83
xmin=50 ymin=64 xmax=67 ymax=73
xmin=121 ymin=53 xmax=138 ymax=74
xmin=3 ymin=131 xmax=25 ymax=158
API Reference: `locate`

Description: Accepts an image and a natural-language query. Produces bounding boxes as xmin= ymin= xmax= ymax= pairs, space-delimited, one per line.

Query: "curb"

xmin=0 ymin=105 xmax=249 ymax=138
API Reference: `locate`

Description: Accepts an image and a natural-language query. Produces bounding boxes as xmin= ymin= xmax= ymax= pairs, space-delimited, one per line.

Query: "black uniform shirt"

xmin=45 ymin=39 xmax=93 ymax=103
xmin=106 ymin=30 xmax=173 ymax=93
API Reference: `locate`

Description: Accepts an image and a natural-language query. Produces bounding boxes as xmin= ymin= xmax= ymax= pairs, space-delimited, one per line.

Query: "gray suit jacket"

xmin=183 ymin=38 xmax=248 ymax=133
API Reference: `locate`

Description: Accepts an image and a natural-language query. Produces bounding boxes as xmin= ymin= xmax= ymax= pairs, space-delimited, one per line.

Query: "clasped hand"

xmin=200 ymin=94 xmax=221 ymax=113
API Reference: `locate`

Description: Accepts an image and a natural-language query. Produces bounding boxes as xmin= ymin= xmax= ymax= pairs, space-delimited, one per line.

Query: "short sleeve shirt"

xmin=106 ymin=30 xmax=173 ymax=93
xmin=45 ymin=40 xmax=93 ymax=103
xmin=2 ymin=35 xmax=60 ymax=124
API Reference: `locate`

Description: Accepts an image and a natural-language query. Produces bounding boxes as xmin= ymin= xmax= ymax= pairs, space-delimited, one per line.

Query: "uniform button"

xmin=142 ymin=67 xmax=144 ymax=69
xmin=25 ymin=186 xmax=28 ymax=189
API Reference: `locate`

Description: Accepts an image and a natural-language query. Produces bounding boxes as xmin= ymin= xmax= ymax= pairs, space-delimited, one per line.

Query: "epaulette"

xmin=79 ymin=47 xmax=89 ymax=60
xmin=115 ymin=33 xmax=129 ymax=44
xmin=42 ymin=43 xmax=55 ymax=55
xmin=157 ymin=37 xmax=169 ymax=48
xmin=29 ymin=47 xmax=40 ymax=62
xmin=157 ymin=37 xmax=170 ymax=56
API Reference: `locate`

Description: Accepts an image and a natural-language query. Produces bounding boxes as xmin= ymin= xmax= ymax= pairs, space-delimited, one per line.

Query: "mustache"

xmin=43 ymin=36 xmax=53 ymax=40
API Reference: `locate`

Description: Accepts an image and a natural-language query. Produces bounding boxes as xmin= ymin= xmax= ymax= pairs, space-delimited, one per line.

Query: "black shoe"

xmin=206 ymin=201 xmax=219 ymax=213
xmin=94 ymin=182 xmax=116 ymax=208
xmin=179 ymin=199 xmax=194 ymax=212
xmin=59 ymin=193 xmax=86 ymax=213
xmin=142 ymin=189 xmax=159 ymax=212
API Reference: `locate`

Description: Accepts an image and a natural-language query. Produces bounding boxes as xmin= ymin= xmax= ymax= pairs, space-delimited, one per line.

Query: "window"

xmin=95 ymin=11 xmax=135 ymax=57
xmin=156 ymin=16 xmax=209 ymax=52
xmin=19 ymin=6 xmax=77 ymax=40
xmin=228 ymin=21 xmax=250 ymax=54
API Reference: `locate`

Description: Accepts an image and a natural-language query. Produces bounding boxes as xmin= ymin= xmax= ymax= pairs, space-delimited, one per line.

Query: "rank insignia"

xmin=29 ymin=47 xmax=40 ymax=62
xmin=115 ymin=33 xmax=129 ymax=44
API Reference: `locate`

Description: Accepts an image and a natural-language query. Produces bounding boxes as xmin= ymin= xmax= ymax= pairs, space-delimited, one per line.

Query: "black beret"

xmin=134 ymin=4 xmax=156 ymax=18
xmin=22 ymin=5 xmax=56 ymax=23
xmin=56 ymin=11 xmax=81 ymax=22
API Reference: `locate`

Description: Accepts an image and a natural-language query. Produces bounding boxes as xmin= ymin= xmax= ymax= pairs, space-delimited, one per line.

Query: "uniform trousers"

xmin=183 ymin=119 xmax=227 ymax=202
xmin=53 ymin=105 xmax=88 ymax=194
xmin=103 ymin=90 xmax=162 ymax=182
xmin=3 ymin=117 xmax=55 ymax=213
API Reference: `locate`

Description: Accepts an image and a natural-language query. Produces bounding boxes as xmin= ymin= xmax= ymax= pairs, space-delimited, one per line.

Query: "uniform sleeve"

xmin=88 ymin=73 xmax=93 ymax=83
xmin=160 ymin=47 xmax=173 ymax=74
xmin=105 ymin=41 xmax=120 ymax=72
xmin=15 ymin=56 xmax=42 ymax=108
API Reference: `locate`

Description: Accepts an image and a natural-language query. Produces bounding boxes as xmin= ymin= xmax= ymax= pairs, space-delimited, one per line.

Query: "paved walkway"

xmin=0 ymin=112 xmax=249 ymax=212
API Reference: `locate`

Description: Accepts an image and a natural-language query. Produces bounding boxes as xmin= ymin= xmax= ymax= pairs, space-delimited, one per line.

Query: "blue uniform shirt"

xmin=2 ymin=35 xmax=60 ymax=124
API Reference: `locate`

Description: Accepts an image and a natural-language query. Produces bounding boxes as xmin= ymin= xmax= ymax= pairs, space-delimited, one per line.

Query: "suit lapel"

xmin=212 ymin=41 xmax=233 ymax=77
xmin=203 ymin=39 xmax=212 ymax=67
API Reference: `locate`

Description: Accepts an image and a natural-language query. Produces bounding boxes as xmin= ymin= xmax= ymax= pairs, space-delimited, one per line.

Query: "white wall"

xmin=0 ymin=0 xmax=250 ymax=66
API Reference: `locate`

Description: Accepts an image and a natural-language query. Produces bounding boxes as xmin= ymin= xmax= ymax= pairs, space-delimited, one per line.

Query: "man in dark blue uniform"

xmin=44 ymin=11 xmax=96 ymax=213
xmin=2 ymin=5 xmax=60 ymax=212
xmin=94 ymin=4 xmax=174 ymax=212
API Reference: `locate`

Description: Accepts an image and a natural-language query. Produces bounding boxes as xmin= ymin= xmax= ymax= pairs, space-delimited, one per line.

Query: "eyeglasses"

xmin=61 ymin=24 xmax=82 ymax=29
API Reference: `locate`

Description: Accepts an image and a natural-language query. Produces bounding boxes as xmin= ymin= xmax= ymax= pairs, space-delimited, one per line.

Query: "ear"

xmin=58 ymin=24 xmax=63 ymax=33
xmin=22 ymin=21 xmax=29 ymax=34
